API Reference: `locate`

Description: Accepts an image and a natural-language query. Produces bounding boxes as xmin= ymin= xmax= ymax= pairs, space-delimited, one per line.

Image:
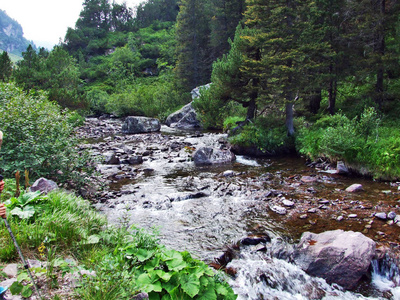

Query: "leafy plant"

xmin=5 ymin=191 xmax=45 ymax=220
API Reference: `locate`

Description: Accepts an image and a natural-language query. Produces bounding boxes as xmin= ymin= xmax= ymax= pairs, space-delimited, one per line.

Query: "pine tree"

xmin=0 ymin=51 xmax=12 ymax=82
xmin=174 ymin=0 xmax=213 ymax=92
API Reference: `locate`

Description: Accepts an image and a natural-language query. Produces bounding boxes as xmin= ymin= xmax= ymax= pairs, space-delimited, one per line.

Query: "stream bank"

xmin=77 ymin=117 xmax=400 ymax=299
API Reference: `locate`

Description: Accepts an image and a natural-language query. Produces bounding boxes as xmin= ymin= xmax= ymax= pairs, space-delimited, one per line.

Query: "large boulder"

xmin=165 ymin=103 xmax=201 ymax=130
xmin=122 ymin=116 xmax=161 ymax=134
xmin=192 ymin=147 xmax=236 ymax=166
xmin=190 ymin=83 xmax=211 ymax=100
xmin=293 ymin=230 xmax=376 ymax=290
xmin=30 ymin=178 xmax=58 ymax=194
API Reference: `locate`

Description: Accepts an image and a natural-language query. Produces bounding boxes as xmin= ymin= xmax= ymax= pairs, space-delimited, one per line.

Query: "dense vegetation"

xmin=1 ymin=0 xmax=400 ymax=297
xmin=0 ymin=184 xmax=236 ymax=299
xmin=0 ymin=0 xmax=399 ymax=178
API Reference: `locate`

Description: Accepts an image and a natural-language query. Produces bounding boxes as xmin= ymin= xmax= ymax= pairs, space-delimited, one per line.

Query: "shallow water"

xmin=91 ymin=125 xmax=400 ymax=299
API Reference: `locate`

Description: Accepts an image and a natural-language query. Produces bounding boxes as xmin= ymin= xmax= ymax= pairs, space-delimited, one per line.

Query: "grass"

xmin=0 ymin=181 xmax=237 ymax=299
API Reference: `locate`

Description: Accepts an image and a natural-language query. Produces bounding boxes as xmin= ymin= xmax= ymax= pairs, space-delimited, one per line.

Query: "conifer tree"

xmin=174 ymin=0 xmax=213 ymax=92
xmin=0 ymin=51 xmax=12 ymax=82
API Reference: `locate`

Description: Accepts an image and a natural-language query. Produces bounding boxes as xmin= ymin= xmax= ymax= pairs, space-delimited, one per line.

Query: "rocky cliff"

xmin=0 ymin=9 xmax=35 ymax=56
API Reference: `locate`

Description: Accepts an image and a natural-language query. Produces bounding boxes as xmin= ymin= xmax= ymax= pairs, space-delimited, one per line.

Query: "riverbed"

xmin=78 ymin=117 xmax=400 ymax=299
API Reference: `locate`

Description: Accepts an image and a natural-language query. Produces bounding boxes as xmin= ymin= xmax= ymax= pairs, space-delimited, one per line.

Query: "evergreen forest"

xmin=2 ymin=1 xmax=400 ymax=298
xmin=2 ymin=0 xmax=400 ymax=181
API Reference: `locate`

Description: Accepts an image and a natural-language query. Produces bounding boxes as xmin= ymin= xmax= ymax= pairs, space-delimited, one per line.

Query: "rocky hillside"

xmin=0 ymin=9 xmax=35 ymax=56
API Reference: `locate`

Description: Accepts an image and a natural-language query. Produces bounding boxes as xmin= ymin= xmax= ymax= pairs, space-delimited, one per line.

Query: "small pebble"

xmin=348 ymin=214 xmax=358 ymax=218
xmin=337 ymin=216 xmax=344 ymax=221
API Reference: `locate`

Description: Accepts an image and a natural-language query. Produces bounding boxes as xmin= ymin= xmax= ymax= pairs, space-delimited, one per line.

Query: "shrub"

xmin=229 ymin=117 xmax=293 ymax=154
xmin=0 ymin=82 xmax=93 ymax=183
xmin=296 ymin=108 xmax=400 ymax=179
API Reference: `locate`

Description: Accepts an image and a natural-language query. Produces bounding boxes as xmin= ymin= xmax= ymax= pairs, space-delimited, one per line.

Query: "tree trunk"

xmin=286 ymin=102 xmax=295 ymax=136
xmin=308 ymin=90 xmax=322 ymax=114
xmin=246 ymin=97 xmax=256 ymax=121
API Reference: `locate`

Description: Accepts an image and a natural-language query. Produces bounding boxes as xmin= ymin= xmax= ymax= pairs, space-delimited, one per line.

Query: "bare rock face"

xmin=122 ymin=116 xmax=161 ymax=134
xmin=293 ymin=230 xmax=376 ymax=290
xmin=192 ymin=147 xmax=236 ymax=166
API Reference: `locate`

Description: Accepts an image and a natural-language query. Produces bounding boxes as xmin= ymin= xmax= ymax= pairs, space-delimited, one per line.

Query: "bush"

xmin=296 ymin=108 xmax=400 ymax=179
xmin=229 ymin=117 xmax=293 ymax=154
xmin=0 ymin=82 xmax=93 ymax=183
xmin=106 ymin=74 xmax=186 ymax=120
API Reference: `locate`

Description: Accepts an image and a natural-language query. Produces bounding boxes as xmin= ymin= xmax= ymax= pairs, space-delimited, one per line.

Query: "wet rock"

xmin=282 ymin=199 xmax=295 ymax=207
xmin=221 ymin=170 xmax=236 ymax=177
xmin=270 ymin=205 xmax=287 ymax=215
xmin=122 ymin=116 xmax=161 ymax=134
xmin=375 ymin=212 xmax=387 ymax=220
xmin=192 ymin=147 xmax=236 ymax=166
xmin=293 ymin=230 xmax=376 ymax=290
xmin=29 ymin=178 xmax=58 ymax=194
xmin=240 ymin=235 xmax=271 ymax=246
xmin=165 ymin=102 xmax=201 ymax=130
xmin=337 ymin=161 xmax=349 ymax=175
xmin=127 ymin=156 xmax=143 ymax=165
xmin=345 ymin=184 xmax=363 ymax=193
xmin=387 ymin=211 xmax=396 ymax=220
xmin=132 ymin=292 xmax=149 ymax=300
xmin=301 ymin=176 xmax=318 ymax=183
xmin=103 ymin=152 xmax=120 ymax=165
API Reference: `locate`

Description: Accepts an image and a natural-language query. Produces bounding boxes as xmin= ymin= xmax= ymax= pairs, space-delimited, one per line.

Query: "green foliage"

xmin=105 ymin=73 xmax=185 ymax=120
xmin=192 ymin=86 xmax=227 ymax=130
xmin=5 ymin=191 xmax=45 ymax=220
xmin=130 ymin=247 xmax=237 ymax=299
xmin=223 ymin=116 xmax=245 ymax=132
xmin=297 ymin=108 xmax=400 ymax=179
xmin=0 ymin=51 xmax=12 ymax=82
xmin=0 ymin=82 xmax=94 ymax=183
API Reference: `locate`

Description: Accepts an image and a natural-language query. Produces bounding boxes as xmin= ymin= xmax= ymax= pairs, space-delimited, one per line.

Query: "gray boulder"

xmin=192 ymin=147 xmax=236 ymax=166
xmin=190 ymin=83 xmax=211 ymax=100
xmin=30 ymin=178 xmax=58 ymax=194
xmin=165 ymin=103 xmax=201 ymax=130
xmin=122 ymin=116 xmax=161 ymax=134
xmin=293 ymin=229 xmax=376 ymax=290
xmin=345 ymin=183 xmax=363 ymax=193
xmin=103 ymin=152 xmax=120 ymax=165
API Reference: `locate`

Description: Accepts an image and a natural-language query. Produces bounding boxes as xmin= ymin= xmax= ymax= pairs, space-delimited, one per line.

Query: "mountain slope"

xmin=0 ymin=9 xmax=35 ymax=57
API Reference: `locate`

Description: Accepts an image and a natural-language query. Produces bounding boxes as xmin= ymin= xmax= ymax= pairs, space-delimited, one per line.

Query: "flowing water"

xmin=91 ymin=125 xmax=400 ymax=299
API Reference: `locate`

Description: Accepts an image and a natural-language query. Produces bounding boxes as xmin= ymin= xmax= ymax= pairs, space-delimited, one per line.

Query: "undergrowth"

xmin=0 ymin=182 xmax=237 ymax=299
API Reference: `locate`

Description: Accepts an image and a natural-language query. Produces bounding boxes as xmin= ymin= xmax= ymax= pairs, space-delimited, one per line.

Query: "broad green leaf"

xmin=153 ymin=270 xmax=172 ymax=282
xmin=137 ymin=273 xmax=163 ymax=293
xmin=19 ymin=191 xmax=42 ymax=205
xmin=9 ymin=281 xmax=23 ymax=295
xmin=181 ymin=273 xmax=200 ymax=298
xmin=16 ymin=273 xmax=30 ymax=282
xmin=137 ymin=248 xmax=155 ymax=262
xmin=162 ymin=251 xmax=187 ymax=271
xmin=21 ymin=286 xmax=33 ymax=298
xmin=197 ymin=285 xmax=217 ymax=300
xmin=10 ymin=206 xmax=35 ymax=219
xmin=161 ymin=294 xmax=172 ymax=300
xmin=215 ymin=283 xmax=229 ymax=296
xmin=144 ymin=257 xmax=160 ymax=271
xmin=148 ymin=291 xmax=161 ymax=300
